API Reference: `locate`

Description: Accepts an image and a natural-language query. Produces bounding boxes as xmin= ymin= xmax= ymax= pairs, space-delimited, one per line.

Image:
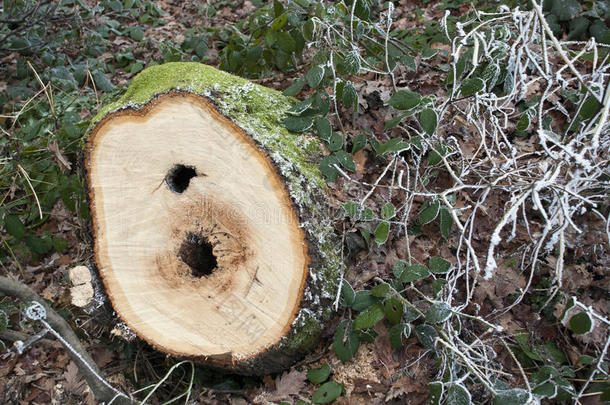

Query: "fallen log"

xmin=85 ymin=62 xmax=340 ymax=375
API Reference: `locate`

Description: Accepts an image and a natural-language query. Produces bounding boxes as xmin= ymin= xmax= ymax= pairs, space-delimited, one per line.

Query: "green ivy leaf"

xmin=429 ymin=256 xmax=451 ymax=274
xmin=440 ymin=207 xmax=453 ymax=239
xmin=353 ymin=302 xmax=384 ymax=330
xmin=341 ymin=280 xmax=355 ymax=306
xmin=287 ymin=98 xmax=313 ymax=116
xmin=341 ymin=82 xmax=358 ymax=109
xmin=388 ymin=89 xmax=422 ymax=110
xmin=333 ymin=320 xmax=360 ymax=362
xmin=283 ymin=116 xmax=313 ymax=132
xmin=492 ymin=388 xmax=531 ymax=405
xmin=351 ymin=134 xmax=367 ymax=154
xmin=381 ymin=203 xmax=395 ymax=220
xmin=446 ymin=384 xmax=471 ymax=405
xmin=283 ymin=78 xmax=305 ymax=96
xmin=320 ymin=155 xmax=339 ymax=181
xmin=419 ymin=108 xmax=437 ymax=136
xmin=399 ymin=264 xmax=430 ymax=283
xmin=415 ymin=324 xmax=438 ymax=350
xmin=569 ymin=312 xmax=593 ymax=334
xmin=429 ymin=382 xmax=444 ymax=405
xmin=419 ymin=200 xmax=440 ymax=225
xmin=306 ymin=65 xmax=325 ymax=88
xmin=307 ymin=364 xmax=331 ymax=384
xmin=92 ymin=71 xmax=114 ymax=92
xmin=4 ymin=214 xmax=26 ymax=239
xmin=334 ymin=150 xmax=356 ymax=172
xmin=384 ymin=298 xmax=404 ymax=324
xmin=460 ymin=77 xmax=485 ymax=97
xmin=425 ymin=302 xmax=452 ymax=324
xmin=352 ymin=290 xmax=376 ymax=311
xmin=315 ymin=117 xmax=332 ymax=141
xmin=313 ymin=381 xmax=343 ymax=404
xmin=389 ymin=323 xmax=409 ymax=349
xmin=374 ymin=221 xmax=390 ymax=245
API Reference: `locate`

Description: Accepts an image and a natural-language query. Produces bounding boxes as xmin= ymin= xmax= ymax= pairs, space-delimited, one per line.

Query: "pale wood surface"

xmin=87 ymin=94 xmax=309 ymax=361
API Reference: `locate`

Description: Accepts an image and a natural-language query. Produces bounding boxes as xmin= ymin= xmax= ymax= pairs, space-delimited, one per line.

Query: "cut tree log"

xmin=85 ymin=62 xmax=341 ymax=375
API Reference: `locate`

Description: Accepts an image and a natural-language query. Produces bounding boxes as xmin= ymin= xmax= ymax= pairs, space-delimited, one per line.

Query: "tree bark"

xmin=85 ymin=62 xmax=341 ymax=375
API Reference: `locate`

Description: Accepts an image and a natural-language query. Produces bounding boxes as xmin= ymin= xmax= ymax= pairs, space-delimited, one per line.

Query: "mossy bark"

xmin=86 ymin=62 xmax=341 ymax=375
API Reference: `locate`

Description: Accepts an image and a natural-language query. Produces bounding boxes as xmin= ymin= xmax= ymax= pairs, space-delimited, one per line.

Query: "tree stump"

xmin=85 ymin=63 xmax=340 ymax=375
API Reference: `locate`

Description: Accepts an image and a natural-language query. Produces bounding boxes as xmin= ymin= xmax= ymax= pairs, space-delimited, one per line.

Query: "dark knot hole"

xmin=178 ymin=233 xmax=217 ymax=277
xmin=166 ymin=164 xmax=197 ymax=194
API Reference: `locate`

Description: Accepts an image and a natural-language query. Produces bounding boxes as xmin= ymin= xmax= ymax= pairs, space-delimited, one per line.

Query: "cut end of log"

xmin=86 ymin=63 xmax=341 ymax=375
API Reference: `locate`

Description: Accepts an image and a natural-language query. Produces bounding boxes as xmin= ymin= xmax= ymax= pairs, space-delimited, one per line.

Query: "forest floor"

xmin=0 ymin=0 xmax=609 ymax=404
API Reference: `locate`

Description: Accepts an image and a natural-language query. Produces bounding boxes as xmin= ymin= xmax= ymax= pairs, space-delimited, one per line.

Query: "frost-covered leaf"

xmin=425 ymin=302 xmax=452 ymax=324
xmin=415 ymin=324 xmax=438 ymax=349
xmin=343 ymin=50 xmax=361 ymax=75
xmin=371 ymin=282 xmax=390 ymax=298
xmin=334 ymin=150 xmax=355 ymax=172
xmin=287 ymin=98 xmax=313 ymax=116
xmin=401 ymin=264 xmax=430 ymax=283
xmin=446 ymin=383 xmax=471 ymax=405
xmin=328 ymin=132 xmax=344 ymax=151
xmin=419 ymin=200 xmax=440 ymax=225
xmin=429 ymin=256 xmax=451 ymax=274
xmin=492 ymin=388 xmax=531 ymax=405
xmin=315 ymin=117 xmax=332 ymax=141
xmin=283 ymin=78 xmax=305 ymax=96
xmin=320 ymin=155 xmax=339 ymax=181
xmin=283 ymin=116 xmax=313 ymax=132
xmin=343 ymin=202 xmax=360 ymax=220
xmin=460 ymin=77 xmax=485 ymax=97
xmin=341 ymin=82 xmax=358 ymax=108
xmin=440 ymin=207 xmax=453 ymax=239
xmin=429 ymin=382 xmax=444 ymax=405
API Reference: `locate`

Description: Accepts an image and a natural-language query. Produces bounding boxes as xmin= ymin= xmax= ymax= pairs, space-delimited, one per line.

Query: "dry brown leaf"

xmin=63 ymin=361 xmax=85 ymax=395
xmin=271 ymin=369 xmax=306 ymax=400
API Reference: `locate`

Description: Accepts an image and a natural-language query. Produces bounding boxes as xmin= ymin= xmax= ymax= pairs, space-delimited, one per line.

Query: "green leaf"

xmin=492 ymin=388 xmax=531 ymax=405
xmin=283 ymin=116 xmax=313 ymax=132
xmin=446 ymin=384 xmax=471 ymax=405
xmin=354 ymin=302 xmax=385 ymax=330
xmin=341 ymin=280 xmax=355 ymax=306
xmin=341 ymin=82 xmax=358 ymax=109
xmin=426 ymin=303 xmax=452 ymax=324
xmin=360 ymin=207 xmax=374 ymax=221
xmin=303 ymin=19 xmax=315 ymax=41
xmin=283 ymin=78 xmax=305 ymax=96
xmin=374 ymin=222 xmax=390 ymax=245
xmin=313 ymin=381 xmax=342 ymax=404
xmin=384 ymin=298 xmax=404 ymax=324
xmin=129 ymin=26 xmax=144 ymax=41
xmin=551 ymin=0 xmax=580 ymax=21
xmin=4 ymin=215 xmax=26 ymax=239
xmin=532 ymin=382 xmax=557 ymax=398
xmin=0 ymin=310 xmax=8 ymax=331
xmin=377 ymin=138 xmax=410 ymax=155
xmin=419 ymin=200 xmax=440 ymax=225
xmin=568 ymin=16 xmax=590 ymax=40
xmin=343 ymin=50 xmax=361 ymax=75
xmin=320 ymin=155 xmax=339 ymax=181
xmin=429 ymin=382 xmax=444 ymax=405
xmin=381 ymin=203 xmax=395 ymax=220
xmin=427 ymin=143 xmax=448 ymax=166
xmin=92 ymin=71 xmax=114 ymax=92
xmin=334 ymin=151 xmax=356 ymax=172
xmin=389 ymin=323 xmax=409 ymax=349
xmin=481 ymin=62 xmax=500 ymax=90
xmin=569 ymin=312 xmax=593 ymax=334
xmin=328 ymin=132 xmax=344 ymax=151
xmin=343 ymin=202 xmax=360 ymax=220
xmin=393 ymin=260 xmax=408 ymax=278
xmin=307 ymin=364 xmax=331 ymax=384
xmin=400 ymin=264 xmax=430 ymax=283
xmin=315 ymin=117 xmax=332 ymax=141
xmin=352 ymin=290 xmax=376 ymax=311
xmin=371 ymin=283 xmax=390 ymax=298
xmin=440 ymin=207 xmax=453 ymax=239
xmin=25 ymin=236 xmax=51 ymax=255
xmin=388 ymin=89 xmax=422 ymax=110
xmin=577 ymin=355 xmax=595 ymax=365
xmin=429 ymin=257 xmax=451 ymax=274
xmin=333 ymin=320 xmax=360 ymax=362
xmin=580 ymin=97 xmax=601 ymax=120
xmin=415 ymin=324 xmax=438 ymax=349
xmin=351 ymin=134 xmax=367 ymax=154
xmin=419 ymin=109 xmax=437 ymax=136
xmin=460 ymin=77 xmax=485 ymax=97
xmin=516 ymin=113 xmax=530 ymax=132
xmin=287 ymin=98 xmax=313 ymax=116
xmin=276 ymin=32 xmax=296 ymax=52
xmin=306 ymin=65 xmax=325 ymax=88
